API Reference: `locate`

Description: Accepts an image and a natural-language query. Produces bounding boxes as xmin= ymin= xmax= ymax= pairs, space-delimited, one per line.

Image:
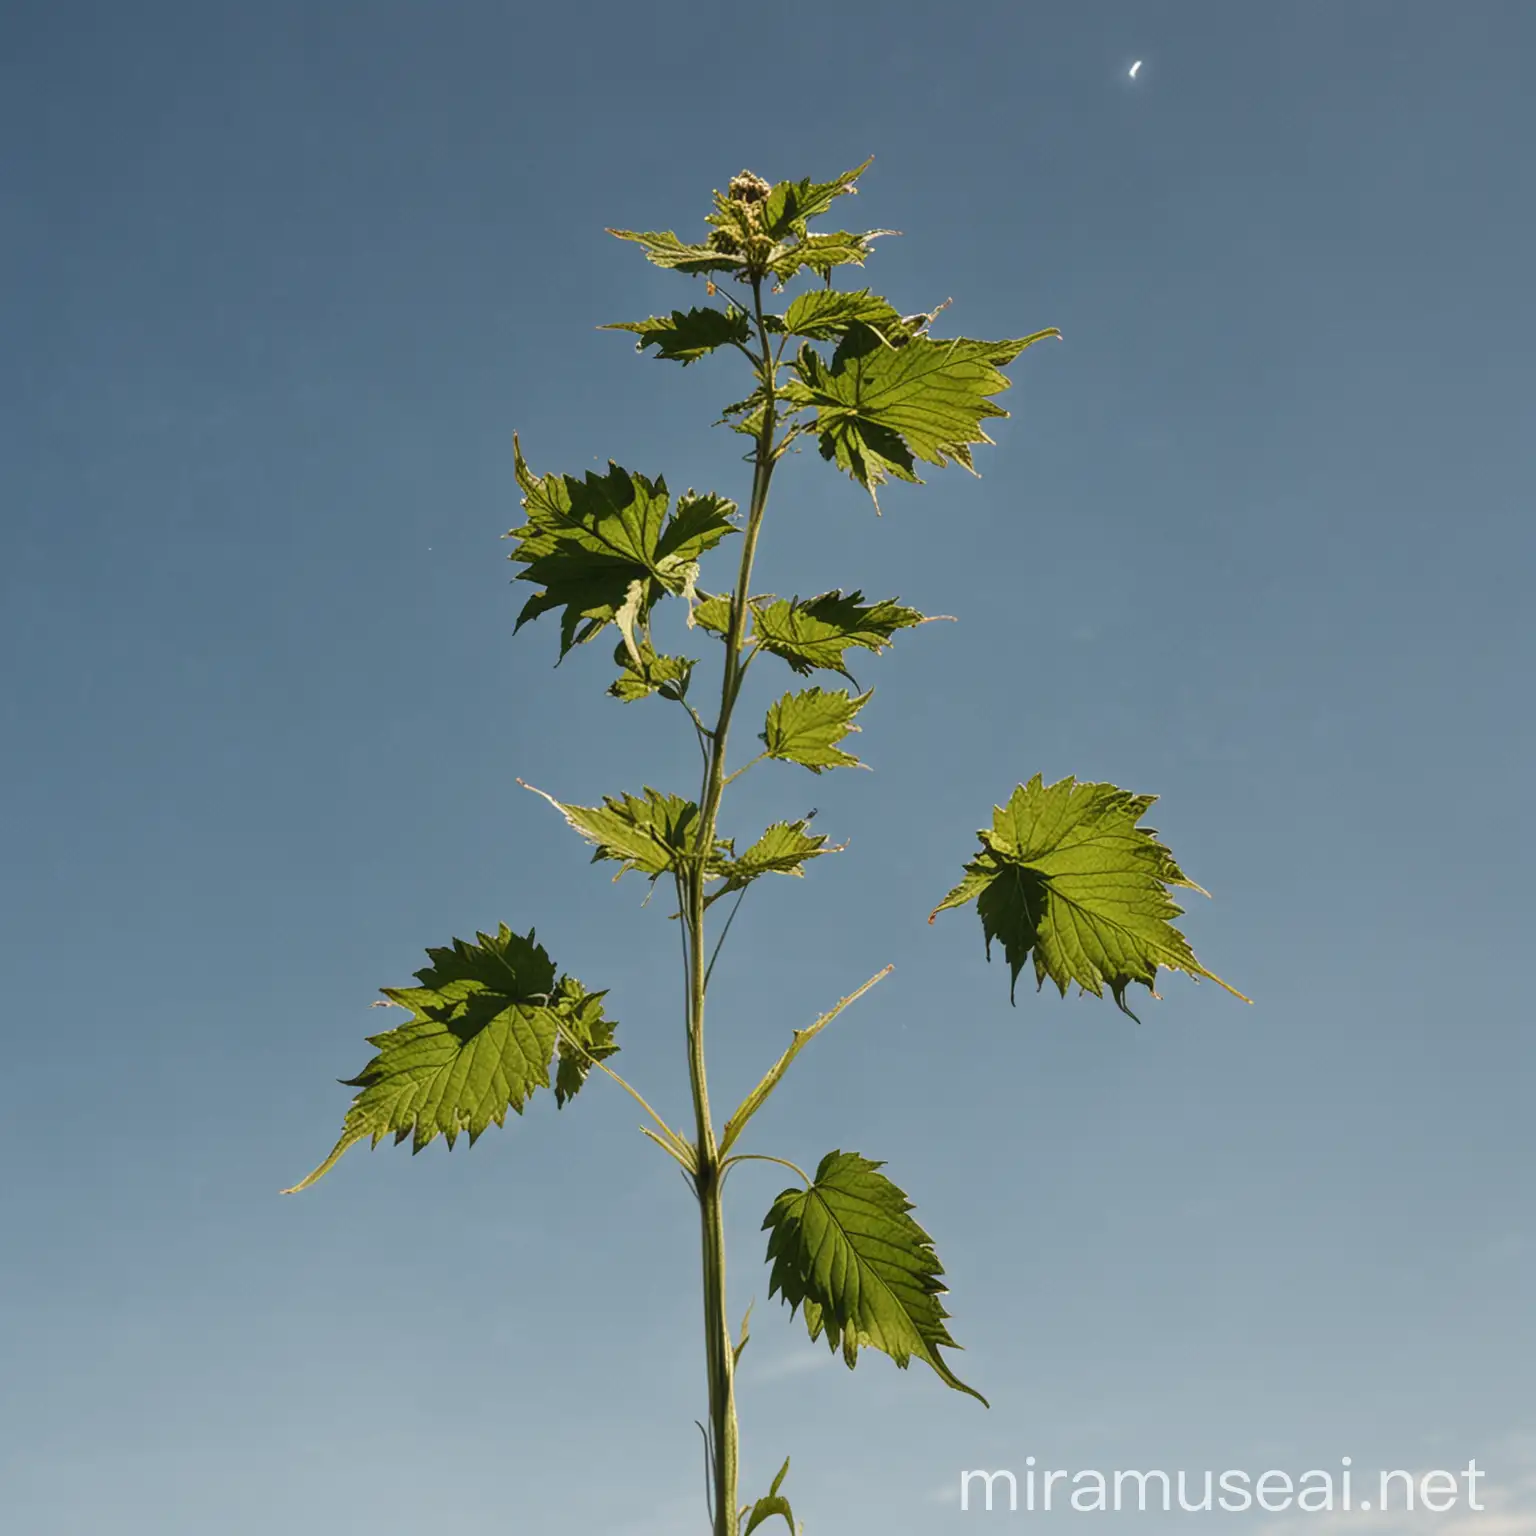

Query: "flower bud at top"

xmin=728 ymin=171 xmax=771 ymax=204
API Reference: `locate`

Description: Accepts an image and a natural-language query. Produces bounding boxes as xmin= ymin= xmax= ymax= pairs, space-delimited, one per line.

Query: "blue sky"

xmin=2 ymin=2 xmax=1532 ymax=1532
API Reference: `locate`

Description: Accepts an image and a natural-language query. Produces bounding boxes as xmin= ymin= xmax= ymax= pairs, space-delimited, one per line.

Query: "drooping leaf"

xmin=611 ymin=577 xmax=647 ymax=671
xmin=751 ymin=590 xmax=927 ymax=681
xmin=506 ymin=436 xmax=736 ymax=658
xmin=930 ymin=774 xmax=1251 ymax=1019
xmin=741 ymin=1492 xmax=794 ymax=1535
xmin=762 ymin=688 xmax=872 ymax=773
xmin=794 ymin=327 xmax=1061 ymax=508
xmin=713 ymin=819 xmax=832 ymax=898
xmin=782 ymin=288 xmax=903 ymax=342
xmin=283 ymin=926 xmax=615 ymax=1192
xmin=521 ymin=782 xmax=727 ymax=882
xmin=600 ymin=306 xmax=751 ymax=364
xmin=762 ymin=1151 xmax=986 ymax=1404
xmin=608 ymin=640 xmax=695 ymax=702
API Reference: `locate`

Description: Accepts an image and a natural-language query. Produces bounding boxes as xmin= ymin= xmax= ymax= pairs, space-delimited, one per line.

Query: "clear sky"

xmin=2 ymin=2 xmax=1531 ymax=1532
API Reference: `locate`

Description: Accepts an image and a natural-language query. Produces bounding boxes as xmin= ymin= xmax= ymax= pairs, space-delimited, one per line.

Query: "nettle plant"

xmin=286 ymin=159 xmax=1248 ymax=1535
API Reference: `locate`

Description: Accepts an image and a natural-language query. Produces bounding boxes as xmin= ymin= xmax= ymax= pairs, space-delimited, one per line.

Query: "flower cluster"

xmin=706 ymin=170 xmax=776 ymax=279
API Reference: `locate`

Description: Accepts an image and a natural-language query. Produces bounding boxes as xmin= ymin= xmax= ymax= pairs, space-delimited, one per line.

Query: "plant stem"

xmin=684 ymin=273 xmax=780 ymax=1536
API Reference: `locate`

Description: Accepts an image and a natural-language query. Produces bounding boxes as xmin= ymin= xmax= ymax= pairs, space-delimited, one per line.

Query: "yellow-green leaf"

xmin=763 ymin=1151 xmax=987 ymax=1404
xmin=762 ymin=688 xmax=872 ymax=773
xmin=931 ymin=775 xmax=1251 ymax=1019
xmin=284 ymin=926 xmax=615 ymax=1192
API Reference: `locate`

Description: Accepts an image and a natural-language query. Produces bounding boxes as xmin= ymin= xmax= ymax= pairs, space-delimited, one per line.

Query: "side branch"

xmin=718 ymin=965 xmax=894 ymax=1155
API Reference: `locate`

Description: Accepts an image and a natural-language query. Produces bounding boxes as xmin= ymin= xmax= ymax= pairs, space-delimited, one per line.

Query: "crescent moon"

xmin=1129 ymin=60 xmax=1142 ymax=79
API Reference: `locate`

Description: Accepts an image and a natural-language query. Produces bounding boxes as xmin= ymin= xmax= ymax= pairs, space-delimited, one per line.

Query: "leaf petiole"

xmin=722 ymin=751 xmax=768 ymax=787
xmin=554 ymin=1021 xmax=696 ymax=1171
xmin=721 ymin=1153 xmax=812 ymax=1186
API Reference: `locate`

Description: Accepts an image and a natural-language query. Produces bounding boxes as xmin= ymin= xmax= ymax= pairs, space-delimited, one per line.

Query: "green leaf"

xmin=714 ymin=819 xmax=832 ymax=897
xmin=600 ymin=306 xmax=751 ymax=364
xmin=608 ymin=640 xmax=695 ymax=702
xmin=712 ymin=378 xmax=822 ymax=444
xmin=521 ymin=782 xmax=727 ymax=882
xmin=506 ymin=436 xmax=737 ymax=658
xmin=762 ymin=156 xmax=873 ymax=238
xmin=691 ymin=592 xmax=734 ymax=636
xmin=714 ymin=386 xmax=774 ymax=440
xmin=794 ymin=327 xmax=1061 ymax=509
xmin=930 ymin=774 xmax=1252 ymax=1019
xmin=611 ymin=166 xmax=882 ymax=293
xmin=771 ymin=229 xmax=898 ymax=284
xmin=762 ymin=687 xmax=871 ymax=773
xmin=606 ymin=227 xmax=742 ymax=275
xmin=733 ymin=1301 xmax=753 ymax=1367
xmin=751 ymin=590 xmax=927 ymax=681
xmin=741 ymin=1456 xmax=797 ymax=1536
xmin=714 ymin=388 xmax=768 ymax=434
xmin=283 ymin=926 xmax=615 ymax=1192
xmin=655 ymin=491 xmax=738 ymax=566
xmin=762 ymin=1151 xmax=987 ymax=1404
xmin=782 ymin=288 xmax=902 ymax=342
xmin=551 ymin=973 xmax=619 ymax=1105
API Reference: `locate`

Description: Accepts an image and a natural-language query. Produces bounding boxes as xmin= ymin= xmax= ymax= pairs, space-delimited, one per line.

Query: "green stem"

xmin=685 ymin=272 xmax=780 ymax=1536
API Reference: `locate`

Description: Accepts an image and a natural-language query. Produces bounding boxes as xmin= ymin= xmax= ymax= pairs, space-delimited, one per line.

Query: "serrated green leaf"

xmin=714 ymin=819 xmax=832 ymax=897
xmin=600 ymin=306 xmax=751 ymax=364
xmin=655 ymin=492 xmax=738 ymax=566
xmin=712 ymin=378 xmax=821 ymax=444
xmin=771 ymin=228 xmax=898 ymax=283
xmin=608 ymin=640 xmax=695 ymax=702
xmin=691 ymin=593 xmax=734 ymax=636
xmin=606 ymin=227 xmax=742 ymax=275
xmin=762 ymin=687 xmax=871 ymax=773
xmin=506 ymin=436 xmax=737 ymax=658
xmin=522 ymin=783 xmax=727 ymax=882
xmin=762 ymin=1152 xmax=986 ymax=1404
xmin=551 ymin=973 xmax=619 ymax=1105
xmin=782 ymin=288 xmax=903 ymax=342
xmin=284 ymin=926 xmax=615 ymax=1192
xmin=751 ymin=590 xmax=927 ymax=681
xmin=794 ymin=327 xmax=1060 ymax=508
xmin=714 ymin=388 xmax=766 ymax=424
xmin=930 ymin=774 xmax=1251 ymax=1019
xmin=762 ymin=157 xmax=873 ymax=238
